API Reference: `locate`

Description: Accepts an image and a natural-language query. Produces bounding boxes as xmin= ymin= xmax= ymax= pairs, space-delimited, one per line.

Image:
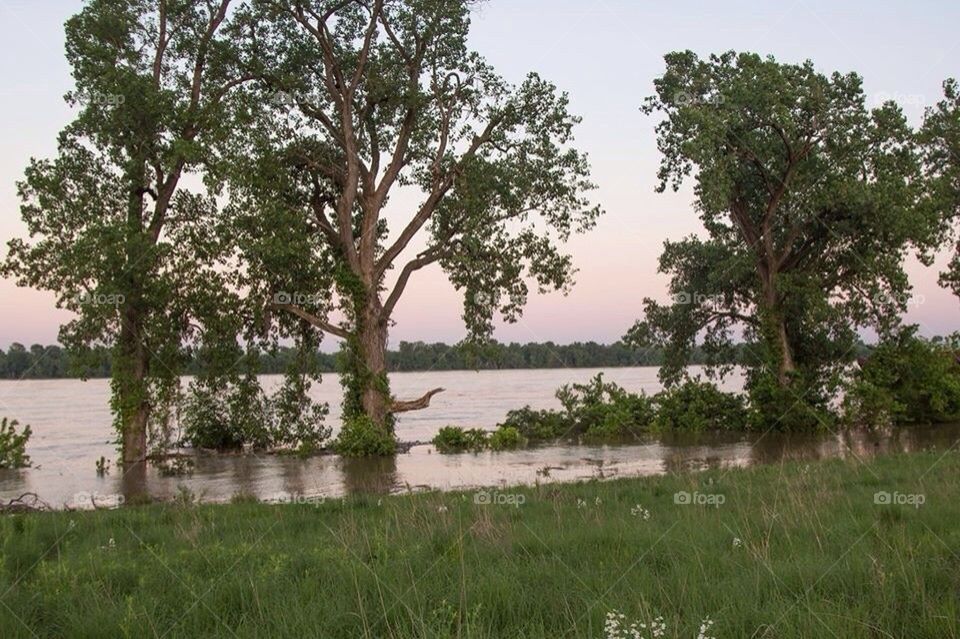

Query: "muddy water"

xmin=1 ymin=367 xmax=957 ymax=508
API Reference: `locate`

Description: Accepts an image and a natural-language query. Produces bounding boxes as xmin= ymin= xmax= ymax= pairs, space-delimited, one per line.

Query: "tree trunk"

xmin=116 ymin=309 xmax=150 ymax=468
xmin=357 ymin=308 xmax=392 ymax=432
xmin=760 ymin=269 xmax=796 ymax=388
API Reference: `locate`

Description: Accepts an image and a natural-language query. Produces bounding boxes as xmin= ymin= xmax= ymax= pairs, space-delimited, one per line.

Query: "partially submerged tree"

xmin=227 ymin=0 xmax=601 ymax=450
xmin=2 ymin=0 xmax=250 ymax=466
xmin=627 ymin=51 xmax=940 ymax=426
xmin=919 ymin=78 xmax=960 ymax=296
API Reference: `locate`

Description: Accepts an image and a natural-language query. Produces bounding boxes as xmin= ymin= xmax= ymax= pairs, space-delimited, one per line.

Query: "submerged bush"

xmin=558 ymin=374 xmax=655 ymax=438
xmin=844 ymin=329 xmax=960 ymax=425
xmin=488 ymin=425 xmax=525 ymax=450
xmin=652 ymin=380 xmax=748 ymax=432
xmin=432 ymin=426 xmax=488 ymax=453
xmin=333 ymin=415 xmax=397 ymax=457
xmin=0 ymin=417 xmax=31 ymax=469
xmin=499 ymin=406 xmax=569 ymax=441
xmin=182 ymin=372 xmax=330 ymax=453
xmin=496 ymin=375 xmax=654 ymax=442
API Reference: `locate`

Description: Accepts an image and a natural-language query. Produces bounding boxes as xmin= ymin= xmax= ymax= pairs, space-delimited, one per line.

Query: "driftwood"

xmin=391 ymin=388 xmax=445 ymax=413
xmin=1 ymin=492 xmax=51 ymax=514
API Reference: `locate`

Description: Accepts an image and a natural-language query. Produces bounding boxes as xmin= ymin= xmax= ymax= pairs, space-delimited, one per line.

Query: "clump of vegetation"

xmin=432 ymin=425 xmax=526 ymax=453
xmin=0 ymin=417 xmax=31 ymax=469
xmin=488 ymin=426 xmax=525 ymax=450
xmin=182 ymin=372 xmax=330 ymax=455
xmin=499 ymin=375 xmax=655 ymax=443
xmin=499 ymin=407 xmax=569 ymax=441
xmin=651 ymin=381 xmax=749 ymax=432
xmin=334 ymin=415 xmax=397 ymax=457
xmin=844 ymin=329 xmax=960 ymax=426
xmin=432 ymin=427 xmax=489 ymax=453
xmin=558 ymin=374 xmax=656 ymax=440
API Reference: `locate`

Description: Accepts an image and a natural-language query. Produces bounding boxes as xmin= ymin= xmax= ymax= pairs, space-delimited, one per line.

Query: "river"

xmin=1 ymin=366 xmax=957 ymax=508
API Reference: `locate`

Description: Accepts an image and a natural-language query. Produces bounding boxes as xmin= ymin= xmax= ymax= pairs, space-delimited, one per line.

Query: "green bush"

xmin=182 ymin=381 xmax=244 ymax=450
xmin=488 ymin=425 xmax=525 ymax=450
xmin=182 ymin=373 xmax=330 ymax=453
xmin=0 ymin=417 xmax=31 ymax=469
xmin=333 ymin=415 xmax=397 ymax=457
xmin=745 ymin=372 xmax=833 ymax=431
xmin=652 ymin=380 xmax=748 ymax=432
xmin=844 ymin=329 xmax=960 ymax=425
xmin=499 ymin=406 xmax=569 ymax=441
xmin=558 ymin=374 xmax=654 ymax=438
xmin=432 ymin=426 xmax=488 ymax=453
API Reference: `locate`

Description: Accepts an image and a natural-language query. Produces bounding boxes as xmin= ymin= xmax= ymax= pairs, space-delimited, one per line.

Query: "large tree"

xmin=225 ymin=0 xmax=601 ymax=448
xmin=1 ymin=0 xmax=249 ymax=466
xmin=919 ymin=78 xmax=960 ymax=296
xmin=627 ymin=51 xmax=941 ymax=424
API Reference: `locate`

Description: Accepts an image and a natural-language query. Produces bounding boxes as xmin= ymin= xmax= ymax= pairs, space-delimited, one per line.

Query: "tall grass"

xmin=2 ymin=451 xmax=959 ymax=638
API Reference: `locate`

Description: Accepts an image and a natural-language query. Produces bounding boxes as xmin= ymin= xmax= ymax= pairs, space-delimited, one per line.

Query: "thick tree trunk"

xmin=117 ymin=310 xmax=150 ymax=468
xmin=760 ymin=269 xmax=796 ymax=388
xmin=357 ymin=309 xmax=392 ymax=431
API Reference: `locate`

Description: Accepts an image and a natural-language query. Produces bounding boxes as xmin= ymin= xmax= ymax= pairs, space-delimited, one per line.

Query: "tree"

xmin=626 ymin=51 xmax=940 ymax=426
xmin=226 ymin=0 xmax=601 ymax=450
xmin=1 ymin=0 xmax=250 ymax=466
xmin=919 ymin=78 xmax=960 ymax=296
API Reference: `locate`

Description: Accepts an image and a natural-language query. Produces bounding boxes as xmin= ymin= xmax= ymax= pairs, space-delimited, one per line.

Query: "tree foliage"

xmin=919 ymin=78 xmax=960 ymax=296
xmin=627 ymin=51 xmax=941 ymax=427
xmin=1 ymin=0 xmax=251 ymax=464
xmin=218 ymin=0 xmax=601 ymax=450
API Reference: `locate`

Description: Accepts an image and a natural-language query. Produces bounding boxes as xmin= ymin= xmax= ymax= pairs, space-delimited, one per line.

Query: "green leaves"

xmin=632 ymin=51 xmax=940 ymax=416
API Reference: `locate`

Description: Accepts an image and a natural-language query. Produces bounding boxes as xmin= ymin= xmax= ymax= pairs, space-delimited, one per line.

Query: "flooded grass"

xmin=2 ymin=450 xmax=960 ymax=637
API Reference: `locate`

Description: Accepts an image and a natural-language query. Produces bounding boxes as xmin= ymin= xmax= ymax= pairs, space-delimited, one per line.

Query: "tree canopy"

xmin=626 ymin=51 xmax=942 ymax=426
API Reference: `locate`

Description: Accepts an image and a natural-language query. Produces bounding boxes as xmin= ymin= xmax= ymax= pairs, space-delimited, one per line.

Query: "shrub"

xmin=652 ymin=380 xmax=748 ymax=432
xmin=844 ymin=329 xmax=960 ymax=425
xmin=745 ymin=371 xmax=833 ymax=431
xmin=557 ymin=374 xmax=654 ymax=438
xmin=432 ymin=426 xmax=488 ymax=453
xmin=499 ymin=406 xmax=569 ymax=441
xmin=0 ymin=417 xmax=31 ymax=469
xmin=488 ymin=425 xmax=524 ymax=450
xmin=182 ymin=373 xmax=330 ymax=453
xmin=333 ymin=415 xmax=397 ymax=457
xmin=182 ymin=380 xmax=244 ymax=450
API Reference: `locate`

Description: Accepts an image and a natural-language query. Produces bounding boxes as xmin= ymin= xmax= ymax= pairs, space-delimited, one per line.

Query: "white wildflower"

xmin=577 ymin=498 xmax=587 ymax=509
xmin=732 ymin=537 xmax=743 ymax=548
xmin=696 ymin=617 xmax=715 ymax=639
xmin=630 ymin=504 xmax=651 ymax=520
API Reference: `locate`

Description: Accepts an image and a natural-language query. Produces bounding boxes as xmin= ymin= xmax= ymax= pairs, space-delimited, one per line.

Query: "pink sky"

xmin=1 ymin=0 xmax=958 ymax=350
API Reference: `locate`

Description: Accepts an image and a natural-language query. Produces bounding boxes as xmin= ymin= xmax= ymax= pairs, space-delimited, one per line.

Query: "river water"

xmin=1 ymin=367 xmax=957 ymax=508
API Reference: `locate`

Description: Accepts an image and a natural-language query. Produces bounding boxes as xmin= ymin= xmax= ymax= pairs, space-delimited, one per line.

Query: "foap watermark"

xmin=874 ymin=490 xmax=925 ymax=509
xmin=474 ymin=489 xmax=525 ymax=508
xmin=672 ymin=91 xmax=724 ymax=107
xmin=70 ymin=491 xmax=125 ymax=508
xmin=272 ymin=291 xmax=324 ymax=306
xmin=670 ymin=291 xmax=724 ymax=306
xmin=73 ymin=90 xmax=126 ymax=107
xmin=869 ymin=91 xmax=926 ymax=108
xmin=77 ymin=291 xmax=125 ymax=306
xmin=873 ymin=291 xmax=926 ymax=308
xmin=674 ymin=490 xmax=726 ymax=508
xmin=270 ymin=491 xmax=328 ymax=506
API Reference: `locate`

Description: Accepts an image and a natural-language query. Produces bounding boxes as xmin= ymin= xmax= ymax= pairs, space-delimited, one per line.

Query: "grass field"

xmin=2 ymin=450 xmax=960 ymax=638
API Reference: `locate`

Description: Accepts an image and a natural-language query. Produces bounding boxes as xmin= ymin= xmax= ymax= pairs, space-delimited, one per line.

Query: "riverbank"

xmin=2 ymin=450 xmax=959 ymax=638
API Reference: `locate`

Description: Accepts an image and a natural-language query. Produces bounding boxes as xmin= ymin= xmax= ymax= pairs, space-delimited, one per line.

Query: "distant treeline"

xmin=0 ymin=340 xmax=871 ymax=380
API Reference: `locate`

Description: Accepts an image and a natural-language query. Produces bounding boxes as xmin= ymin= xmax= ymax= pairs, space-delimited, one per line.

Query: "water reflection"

xmin=3 ymin=369 xmax=959 ymax=509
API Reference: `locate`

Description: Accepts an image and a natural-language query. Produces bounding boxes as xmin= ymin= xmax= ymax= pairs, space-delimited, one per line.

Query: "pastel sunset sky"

xmin=1 ymin=0 xmax=957 ymax=351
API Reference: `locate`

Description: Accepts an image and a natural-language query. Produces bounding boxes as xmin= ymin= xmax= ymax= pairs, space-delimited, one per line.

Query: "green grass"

xmin=3 ymin=451 xmax=960 ymax=638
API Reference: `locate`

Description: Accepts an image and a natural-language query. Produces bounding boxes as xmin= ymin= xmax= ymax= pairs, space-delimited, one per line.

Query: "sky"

xmin=0 ymin=0 xmax=958 ymax=351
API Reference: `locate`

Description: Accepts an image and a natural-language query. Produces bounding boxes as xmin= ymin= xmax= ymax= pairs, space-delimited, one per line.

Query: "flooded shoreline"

xmin=2 ymin=367 xmax=959 ymax=509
